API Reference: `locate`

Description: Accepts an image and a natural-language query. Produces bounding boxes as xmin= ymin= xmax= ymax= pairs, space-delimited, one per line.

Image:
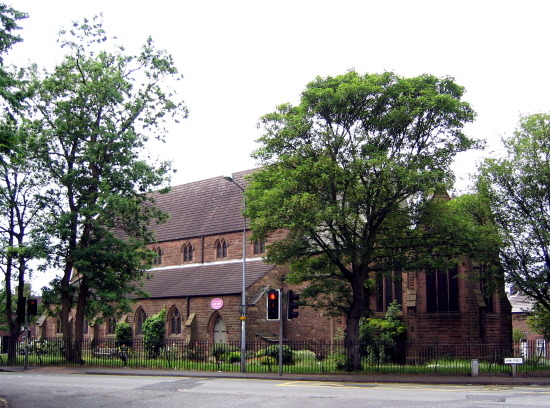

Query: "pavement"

xmin=2 ymin=365 xmax=550 ymax=386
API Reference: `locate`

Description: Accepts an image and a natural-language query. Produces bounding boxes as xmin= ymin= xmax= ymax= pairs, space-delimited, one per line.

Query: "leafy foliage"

xmin=17 ymin=16 xmax=187 ymax=349
xmin=478 ymin=113 xmax=550 ymax=312
xmin=0 ymin=4 xmax=27 ymax=113
xmin=359 ymin=301 xmax=406 ymax=364
xmin=247 ymin=70 xmax=478 ymax=369
xmin=0 ymin=122 xmax=49 ymax=363
xmin=114 ymin=321 xmax=133 ymax=347
xmin=257 ymin=344 xmax=294 ymax=364
xmin=142 ymin=308 xmax=166 ymax=358
xmin=211 ymin=343 xmax=240 ymax=363
xmin=527 ymin=304 xmax=550 ymax=342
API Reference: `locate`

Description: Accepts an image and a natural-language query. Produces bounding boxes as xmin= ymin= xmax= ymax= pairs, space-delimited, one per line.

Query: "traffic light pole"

xmin=24 ymin=305 xmax=29 ymax=369
xmin=279 ymin=287 xmax=283 ymax=376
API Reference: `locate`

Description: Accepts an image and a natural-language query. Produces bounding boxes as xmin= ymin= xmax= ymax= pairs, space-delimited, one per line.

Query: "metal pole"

xmin=24 ymin=303 xmax=28 ymax=369
xmin=224 ymin=175 xmax=247 ymax=373
xmin=279 ymin=288 xmax=283 ymax=376
xmin=241 ymin=194 xmax=247 ymax=373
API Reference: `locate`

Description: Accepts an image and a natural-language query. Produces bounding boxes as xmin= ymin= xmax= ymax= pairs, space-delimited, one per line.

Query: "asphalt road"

xmin=2 ymin=372 xmax=550 ymax=408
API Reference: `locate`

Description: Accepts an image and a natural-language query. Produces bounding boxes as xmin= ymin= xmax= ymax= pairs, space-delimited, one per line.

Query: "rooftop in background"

xmin=138 ymin=259 xmax=273 ymax=298
xmin=150 ymin=169 xmax=255 ymax=243
xmin=508 ymin=292 xmax=535 ymax=313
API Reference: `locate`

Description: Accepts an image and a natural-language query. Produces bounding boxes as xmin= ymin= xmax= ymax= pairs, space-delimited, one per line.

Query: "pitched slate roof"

xmin=150 ymin=169 xmax=255 ymax=242
xmin=134 ymin=168 xmax=276 ymax=299
xmin=138 ymin=259 xmax=274 ymax=299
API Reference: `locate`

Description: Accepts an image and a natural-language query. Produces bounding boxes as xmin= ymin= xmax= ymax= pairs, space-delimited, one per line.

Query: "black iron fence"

xmin=1 ymin=338 xmax=549 ymax=375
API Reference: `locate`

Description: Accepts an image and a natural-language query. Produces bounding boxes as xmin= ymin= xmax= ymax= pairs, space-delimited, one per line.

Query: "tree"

xmin=0 ymin=121 xmax=48 ymax=363
xmin=21 ymin=17 xmax=187 ymax=361
xmin=478 ymin=113 xmax=550 ymax=314
xmin=246 ymin=71 xmax=477 ymax=369
xmin=527 ymin=304 xmax=550 ymax=342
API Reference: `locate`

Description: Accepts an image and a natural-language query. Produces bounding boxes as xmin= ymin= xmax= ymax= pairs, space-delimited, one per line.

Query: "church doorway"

xmin=212 ymin=314 xmax=227 ymax=344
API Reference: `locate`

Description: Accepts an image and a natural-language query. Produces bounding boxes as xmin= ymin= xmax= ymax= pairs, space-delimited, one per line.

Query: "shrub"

xmin=359 ymin=301 xmax=406 ymax=364
xmin=257 ymin=345 xmax=293 ymax=364
xmin=186 ymin=342 xmax=208 ymax=361
xmin=211 ymin=344 xmax=240 ymax=363
xmin=292 ymin=349 xmax=316 ymax=363
xmin=142 ymin=308 xmax=166 ymax=358
xmin=115 ymin=322 xmax=133 ymax=348
xmin=248 ymin=356 xmax=277 ymax=366
xmin=226 ymin=351 xmax=241 ymax=363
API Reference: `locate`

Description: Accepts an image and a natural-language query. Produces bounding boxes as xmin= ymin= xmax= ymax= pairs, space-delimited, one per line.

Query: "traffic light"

xmin=266 ymin=289 xmax=280 ymax=321
xmin=17 ymin=296 xmax=26 ymax=324
xmin=27 ymin=299 xmax=38 ymax=316
xmin=287 ymin=290 xmax=299 ymax=320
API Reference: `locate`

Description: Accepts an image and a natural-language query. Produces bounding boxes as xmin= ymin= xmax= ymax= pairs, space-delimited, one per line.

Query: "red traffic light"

xmin=27 ymin=298 xmax=38 ymax=316
xmin=266 ymin=289 xmax=280 ymax=321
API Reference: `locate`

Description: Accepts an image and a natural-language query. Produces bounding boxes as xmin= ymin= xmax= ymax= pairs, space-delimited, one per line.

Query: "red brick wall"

xmin=405 ymin=259 xmax=512 ymax=344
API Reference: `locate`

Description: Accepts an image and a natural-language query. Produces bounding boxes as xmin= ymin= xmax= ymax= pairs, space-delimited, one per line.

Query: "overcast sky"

xmin=9 ymin=0 xmax=550 ymax=288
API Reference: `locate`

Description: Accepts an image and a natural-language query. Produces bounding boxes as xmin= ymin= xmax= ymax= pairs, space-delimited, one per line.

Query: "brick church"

xmin=37 ymin=169 xmax=512 ymax=345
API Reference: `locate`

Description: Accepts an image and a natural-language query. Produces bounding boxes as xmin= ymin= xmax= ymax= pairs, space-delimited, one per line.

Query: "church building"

xmin=38 ymin=169 xmax=512 ymax=348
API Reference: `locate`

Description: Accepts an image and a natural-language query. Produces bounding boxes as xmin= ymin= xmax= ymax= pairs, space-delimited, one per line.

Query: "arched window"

xmin=152 ymin=247 xmax=163 ymax=266
xmin=182 ymin=243 xmax=193 ymax=263
xmin=216 ymin=239 xmax=227 ymax=259
xmin=135 ymin=308 xmax=147 ymax=335
xmin=169 ymin=308 xmax=182 ymax=335
xmin=426 ymin=265 xmax=459 ymax=312
xmin=56 ymin=318 xmax=62 ymax=334
xmin=376 ymin=271 xmax=403 ymax=313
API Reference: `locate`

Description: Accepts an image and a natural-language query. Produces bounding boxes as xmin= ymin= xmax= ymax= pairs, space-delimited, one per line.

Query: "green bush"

xmin=142 ymin=308 xmax=166 ymax=358
xmin=359 ymin=301 xmax=406 ymax=364
xmin=211 ymin=344 xmax=240 ymax=363
xmin=257 ymin=345 xmax=293 ymax=364
xmin=115 ymin=322 xmax=133 ymax=348
xmin=27 ymin=339 xmax=63 ymax=356
xmin=186 ymin=342 xmax=207 ymax=361
xmin=292 ymin=349 xmax=316 ymax=363
xmin=226 ymin=351 xmax=241 ymax=363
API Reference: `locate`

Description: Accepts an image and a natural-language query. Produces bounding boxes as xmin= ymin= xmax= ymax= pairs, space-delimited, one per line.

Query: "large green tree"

xmin=246 ymin=71 xmax=478 ymax=369
xmin=0 ymin=122 xmax=48 ymax=363
xmin=22 ymin=17 xmax=187 ymax=361
xmin=478 ymin=113 xmax=550 ymax=313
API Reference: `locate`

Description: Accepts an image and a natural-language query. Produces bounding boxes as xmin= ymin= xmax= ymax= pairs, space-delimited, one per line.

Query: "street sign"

xmin=504 ymin=357 xmax=523 ymax=364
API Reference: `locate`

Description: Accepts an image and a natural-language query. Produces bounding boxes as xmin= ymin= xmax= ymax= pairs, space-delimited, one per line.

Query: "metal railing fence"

xmin=1 ymin=338 xmax=549 ymax=375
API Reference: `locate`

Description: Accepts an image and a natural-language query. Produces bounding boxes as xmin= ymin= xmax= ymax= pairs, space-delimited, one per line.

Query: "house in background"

xmin=508 ymin=291 xmax=546 ymax=358
xmin=37 ymin=169 xmax=512 ymax=348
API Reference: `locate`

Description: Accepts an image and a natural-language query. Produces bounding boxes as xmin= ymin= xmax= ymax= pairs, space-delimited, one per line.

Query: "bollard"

xmin=471 ymin=359 xmax=479 ymax=376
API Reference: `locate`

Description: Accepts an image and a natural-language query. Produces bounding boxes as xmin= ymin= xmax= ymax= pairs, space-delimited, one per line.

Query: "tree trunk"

xmin=73 ymin=276 xmax=89 ymax=364
xmin=344 ymin=271 xmax=367 ymax=371
xmin=60 ymin=262 xmax=78 ymax=363
xmin=7 ymin=324 xmax=20 ymax=364
xmin=5 ymin=211 xmax=20 ymax=364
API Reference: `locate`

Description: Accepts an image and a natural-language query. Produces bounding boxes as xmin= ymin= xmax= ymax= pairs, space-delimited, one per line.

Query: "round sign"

xmin=210 ymin=298 xmax=224 ymax=310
